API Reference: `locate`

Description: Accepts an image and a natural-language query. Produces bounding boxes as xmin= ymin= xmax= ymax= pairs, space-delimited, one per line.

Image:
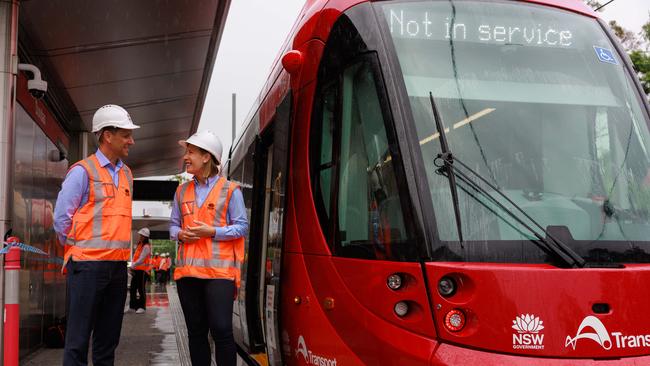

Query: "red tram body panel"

xmin=227 ymin=0 xmax=650 ymax=365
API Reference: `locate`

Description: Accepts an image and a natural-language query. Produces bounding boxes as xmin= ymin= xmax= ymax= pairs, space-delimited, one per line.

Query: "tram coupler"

xmin=4 ymin=236 xmax=21 ymax=366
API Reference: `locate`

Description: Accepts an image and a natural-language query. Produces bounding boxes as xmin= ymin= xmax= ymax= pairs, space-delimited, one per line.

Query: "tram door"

xmin=257 ymin=95 xmax=291 ymax=366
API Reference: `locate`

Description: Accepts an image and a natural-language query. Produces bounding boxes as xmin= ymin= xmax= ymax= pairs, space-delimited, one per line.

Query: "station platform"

xmin=22 ymin=282 xmax=246 ymax=366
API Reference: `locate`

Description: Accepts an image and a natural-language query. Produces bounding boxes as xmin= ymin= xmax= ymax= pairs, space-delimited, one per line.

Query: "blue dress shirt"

xmin=53 ymin=150 xmax=124 ymax=244
xmin=169 ymin=175 xmax=248 ymax=241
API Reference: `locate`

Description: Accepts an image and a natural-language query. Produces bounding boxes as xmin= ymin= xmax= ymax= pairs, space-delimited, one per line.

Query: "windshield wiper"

xmin=429 ymin=92 xmax=464 ymax=246
xmin=427 ymin=92 xmax=586 ymax=268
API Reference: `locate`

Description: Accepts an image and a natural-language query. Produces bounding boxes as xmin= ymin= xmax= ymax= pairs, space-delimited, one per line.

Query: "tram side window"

xmin=311 ymin=82 xmax=337 ymax=245
xmin=336 ymin=60 xmax=408 ymax=258
xmin=318 ymin=83 xmax=336 ymax=218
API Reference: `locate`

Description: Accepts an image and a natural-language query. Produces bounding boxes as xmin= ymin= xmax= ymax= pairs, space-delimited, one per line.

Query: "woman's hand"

xmin=178 ymin=229 xmax=200 ymax=243
xmin=186 ymin=220 xmax=217 ymax=238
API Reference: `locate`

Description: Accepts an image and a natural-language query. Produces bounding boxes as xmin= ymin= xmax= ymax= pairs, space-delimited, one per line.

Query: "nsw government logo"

xmin=512 ymin=314 xmax=545 ymax=350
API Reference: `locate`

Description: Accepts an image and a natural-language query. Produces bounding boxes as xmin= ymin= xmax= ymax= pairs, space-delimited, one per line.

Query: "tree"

xmin=608 ymin=20 xmax=642 ymax=51
xmin=630 ymin=50 xmax=650 ymax=94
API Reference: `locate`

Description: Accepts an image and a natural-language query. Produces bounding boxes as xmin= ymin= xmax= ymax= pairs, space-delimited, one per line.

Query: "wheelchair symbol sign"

xmin=594 ymin=46 xmax=618 ymax=65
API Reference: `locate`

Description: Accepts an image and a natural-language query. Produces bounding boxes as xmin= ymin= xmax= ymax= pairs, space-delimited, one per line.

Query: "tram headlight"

xmin=438 ymin=276 xmax=456 ymax=297
xmin=444 ymin=309 xmax=466 ymax=332
xmin=387 ymin=274 xmax=403 ymax=290
xmin=394 ymin=301 xmax=409 ymax=317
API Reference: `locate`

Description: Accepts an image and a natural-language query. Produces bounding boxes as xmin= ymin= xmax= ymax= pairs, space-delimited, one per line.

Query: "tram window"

xmin=336 ymin=61 xmax=408 ymax=257
xmin=311 ymin=82 xmax=337 ymax=244
xmin=320 ymin=83 xmax=336 ymax=217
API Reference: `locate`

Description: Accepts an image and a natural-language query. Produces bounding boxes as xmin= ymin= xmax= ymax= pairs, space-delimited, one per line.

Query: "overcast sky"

xmin=599 ymin=0 xmax=649 ymax=35
xmin=198 ymin=0 xmax=305 ymax=156
xmin=197 ymin=0 xmax=650 ymax=157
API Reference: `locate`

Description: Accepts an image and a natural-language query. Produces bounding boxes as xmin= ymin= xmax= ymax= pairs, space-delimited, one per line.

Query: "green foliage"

xmin=151 ymin=239 xmax=176 ymax=260
xmin=171 ymin=174 xmax=190 ymax=184
xmin=630 ymin=50 xmax=650 ymax=94
xmin=608 ymin=20 xmax=642 ymax=51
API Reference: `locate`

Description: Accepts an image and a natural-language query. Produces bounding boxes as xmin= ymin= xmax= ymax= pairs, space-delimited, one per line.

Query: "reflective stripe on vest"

xmin=63 ymin=154 xmax=133 ymax=268
xmin=173 ymin=177 xmax=245 ymax=286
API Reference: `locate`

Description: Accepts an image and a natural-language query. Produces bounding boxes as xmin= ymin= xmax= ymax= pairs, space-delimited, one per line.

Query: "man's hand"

xmin=187 ymin=220 xmax=217 ymax=238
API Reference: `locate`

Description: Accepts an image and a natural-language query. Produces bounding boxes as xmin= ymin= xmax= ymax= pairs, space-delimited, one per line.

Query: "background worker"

xmin=170 ymin=130 xmax=248 ymax=366
xmin=159 ymin=253 xmax=171 ymax=285
xmin=165 ymin=253 xmax=173 ymax=283
xmin=126 ymin=228 xmax=152 ymax=314
xmin=151 ymin=253 xmax=161 ymax=284
xmin=53 ymin=104 xmax=139 ymax=366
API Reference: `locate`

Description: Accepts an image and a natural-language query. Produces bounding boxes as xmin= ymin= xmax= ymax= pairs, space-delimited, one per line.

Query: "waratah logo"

xmin=512 ymin=314 xmax=545 ymax=333
xmin=512 ymin=314 xmax=545 ymax=350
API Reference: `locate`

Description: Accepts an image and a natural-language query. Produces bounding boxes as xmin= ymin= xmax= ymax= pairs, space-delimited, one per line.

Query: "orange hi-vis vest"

xmin=133 ymin=243 xmax=152 ymax=271
xmin=63 ymin=154 xmax=133 ymax=268
xmin=160 ymin=257 xmax=171 ymax=271
xmin=152 ymin=256 xmax=161 ymax=270
xmin=173 ymin=177 xmax=245 ymax=287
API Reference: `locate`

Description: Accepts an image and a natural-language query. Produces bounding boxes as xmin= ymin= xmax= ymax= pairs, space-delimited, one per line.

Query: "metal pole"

xmin=0 ymin=2 xmax=19 ymax=364
xmin=3 ymin=238 xmax=19 ymax=366
xmin=231 ymin=93 xmax=236 ymax=144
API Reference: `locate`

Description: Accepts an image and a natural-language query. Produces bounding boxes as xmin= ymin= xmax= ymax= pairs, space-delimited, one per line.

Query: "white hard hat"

xmin=137 ymin=228 xmax=150 ymax=238
xmin=92 ymin=104 xmax=140 ymax=133
xmin=179 ymin=130 xmax=223 ymax=163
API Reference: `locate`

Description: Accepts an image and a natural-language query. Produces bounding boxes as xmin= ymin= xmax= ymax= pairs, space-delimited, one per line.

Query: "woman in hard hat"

xmin=170 ymin=130 xmax=248 ymax=366
xmin=126 ymin=228 xmax=152 ymax=314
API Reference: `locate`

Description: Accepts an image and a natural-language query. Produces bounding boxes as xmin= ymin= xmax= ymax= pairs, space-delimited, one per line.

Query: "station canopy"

xmin=18 ymin=0 xmax=230 ymax=177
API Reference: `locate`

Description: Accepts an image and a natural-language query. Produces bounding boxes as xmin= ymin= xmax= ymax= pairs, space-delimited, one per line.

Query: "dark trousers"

xmin=176 ymin=277 xmax=236 ymax=366
xmin=63 ymin=260 xmax=127 ymax=366
xmin=129 ymin=270 xmax=148 ymax=310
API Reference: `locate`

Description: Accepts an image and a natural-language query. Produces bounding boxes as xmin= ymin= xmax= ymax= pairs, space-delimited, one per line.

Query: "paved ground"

xmin=23 ymin=282 xmax=249 ymax=366
xmin=23 ymin=282 xmax=185 ymax=366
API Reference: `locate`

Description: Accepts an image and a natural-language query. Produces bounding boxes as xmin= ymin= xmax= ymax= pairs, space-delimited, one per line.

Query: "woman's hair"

xmin=198 ymin=147 xmax=220 ymax=178
xmin=141 ymin=237 xmax=149 ymax=244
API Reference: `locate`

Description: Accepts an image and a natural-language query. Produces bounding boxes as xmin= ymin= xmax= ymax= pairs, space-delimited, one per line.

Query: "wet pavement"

xmin=22 ymin=282 xmax=248 ymax=366
xmin=23 ymin=282 xmax=186 ymax=366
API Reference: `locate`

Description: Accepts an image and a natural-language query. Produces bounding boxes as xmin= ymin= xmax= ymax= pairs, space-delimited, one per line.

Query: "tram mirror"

xmin=282 ymin=50 xmax=303 ymax=75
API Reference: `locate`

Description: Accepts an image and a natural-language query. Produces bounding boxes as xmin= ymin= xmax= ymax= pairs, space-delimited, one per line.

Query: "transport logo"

xmin=296 ymin=335 xmax=338 ymax=366
xmin=512 ymin=314 xmax=545 ymax=350
xmin=296 ymin=335 xmax=308 ymax=360
xmin=566 ymin=316 xmax=650 ymax=350
xmin=565 ymin=316 xmax=612 ymax=350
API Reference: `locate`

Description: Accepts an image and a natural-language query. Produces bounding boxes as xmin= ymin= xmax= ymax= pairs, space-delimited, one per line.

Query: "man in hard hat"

xmin=54 ymin=104 xmax=139 ymax=366
xmin=126 ymin=228 xmax=152 ymax=314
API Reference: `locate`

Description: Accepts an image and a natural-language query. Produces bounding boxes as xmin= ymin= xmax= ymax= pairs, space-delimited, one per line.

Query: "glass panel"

xmin=337 ymin=61 xmax=408 ymax=257
xmin=380 ymin=0 xmax=650 ymax=263
xmin=319 ymin=83 xmax=336 ymax=216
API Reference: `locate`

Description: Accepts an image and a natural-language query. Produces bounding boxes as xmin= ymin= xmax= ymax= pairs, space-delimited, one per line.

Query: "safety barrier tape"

xmin=0 ymin=241 xmax=48 ymax=255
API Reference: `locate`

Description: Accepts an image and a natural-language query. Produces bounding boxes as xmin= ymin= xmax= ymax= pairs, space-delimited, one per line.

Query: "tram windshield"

xmin=379 ymin=0 xmax=650 ymax=263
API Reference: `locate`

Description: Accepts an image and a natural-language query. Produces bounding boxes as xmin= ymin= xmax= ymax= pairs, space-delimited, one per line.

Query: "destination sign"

xmin=385 ymin=7 xmax=574 ymax=48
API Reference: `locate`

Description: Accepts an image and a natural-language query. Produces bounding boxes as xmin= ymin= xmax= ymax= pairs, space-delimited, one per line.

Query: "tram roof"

xmin=18 ymin=0 xmax=231 ymax=177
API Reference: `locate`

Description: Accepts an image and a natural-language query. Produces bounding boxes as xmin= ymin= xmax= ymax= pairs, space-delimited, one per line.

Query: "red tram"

xmin=226 ymin=0 xmax=650 ymax=364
